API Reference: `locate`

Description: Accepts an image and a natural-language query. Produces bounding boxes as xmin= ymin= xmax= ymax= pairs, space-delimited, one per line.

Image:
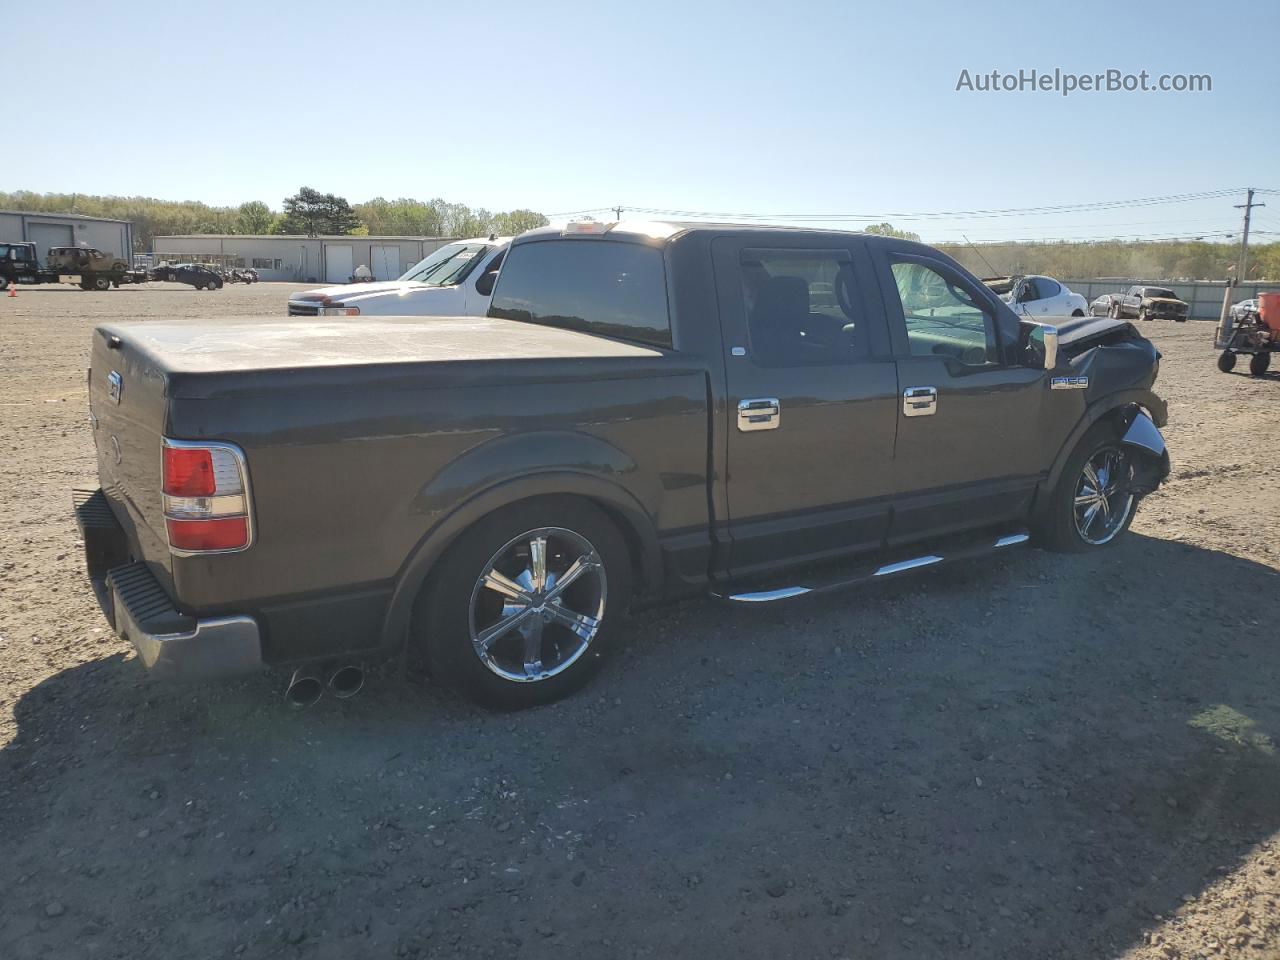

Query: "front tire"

xmin=91 ymin=276 xmax=111 ymax=291
xmin=416 ymin=497 xmax=632 ymax=709
xmin=1035 ymin=423 xmax=1138 ymax=553
xmin=1250 ymin=352 xmax=1271 ymax=376
xmin=1218 ymin=351 xmax=1237 ymax=373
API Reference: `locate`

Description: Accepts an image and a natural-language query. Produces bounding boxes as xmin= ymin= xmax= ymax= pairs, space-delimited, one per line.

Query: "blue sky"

xmin=8 ymin=0 xmax=1279 ymax=243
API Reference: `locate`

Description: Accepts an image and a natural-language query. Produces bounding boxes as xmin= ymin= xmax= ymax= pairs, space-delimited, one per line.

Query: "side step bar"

xmin=715 ymin=531 xmax=1030 ymax=604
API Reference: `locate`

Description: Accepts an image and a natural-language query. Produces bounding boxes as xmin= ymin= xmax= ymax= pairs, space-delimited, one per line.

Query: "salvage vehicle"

xmin=74 ymin=221 xmax=1170 ymax=709
xmin=2 ymin=242 xmax=146 ymax=290
xmin=1109 ymin=285 xmax=1189 ymax=322
xmin=287 ymin=237 xmax=509 ymax=317
xmin=1090 ymin=293 xmax=1122 ymax=317
xmin=1229 ymin=298 xmax=1260 ymax=323
xmin=983 ymin=274 xmax=1088 ymax=318
xmin=1216 ymin=291 xmax=1278 ymax=376
xmin=152 ymin=262 xmax=224 ymax=290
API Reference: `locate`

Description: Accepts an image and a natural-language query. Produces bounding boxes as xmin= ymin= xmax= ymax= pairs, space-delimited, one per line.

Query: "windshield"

xmin=1146 ymin=288 xmax=1176 ymax=299
xmin=399 ymin=242 xmax=490 ymax=285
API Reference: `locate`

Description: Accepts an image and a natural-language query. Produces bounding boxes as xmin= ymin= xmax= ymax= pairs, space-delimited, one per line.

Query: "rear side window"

xmin=488 ymin=240 xmax=671 ymax=348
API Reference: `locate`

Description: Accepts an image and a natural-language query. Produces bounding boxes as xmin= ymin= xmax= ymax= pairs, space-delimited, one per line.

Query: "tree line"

xmin=3 ymin=189 xmax=1275 ymax=280
xmin=0 ymin=188 xmax=549 ymax=251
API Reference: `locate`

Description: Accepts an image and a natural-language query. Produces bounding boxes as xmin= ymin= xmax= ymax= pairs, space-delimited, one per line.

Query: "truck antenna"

xmin=963 ymin=234 xmax=1001 ymax=277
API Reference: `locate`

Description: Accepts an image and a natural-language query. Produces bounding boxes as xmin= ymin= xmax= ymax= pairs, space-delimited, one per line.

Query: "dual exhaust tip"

xmin=285 ymin=663 xmax=364 ymax=708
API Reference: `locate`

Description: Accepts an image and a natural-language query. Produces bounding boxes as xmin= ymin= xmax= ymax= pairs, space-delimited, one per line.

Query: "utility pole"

xmin=1234 ymin=187 xmax=1265 ymax=281
xmin=613 ymin=205 xmax=625 ymax=221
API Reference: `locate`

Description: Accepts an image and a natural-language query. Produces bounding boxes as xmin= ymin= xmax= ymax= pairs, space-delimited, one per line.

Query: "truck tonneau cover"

xmin=99 ymin=316 xmax=664 ymax=375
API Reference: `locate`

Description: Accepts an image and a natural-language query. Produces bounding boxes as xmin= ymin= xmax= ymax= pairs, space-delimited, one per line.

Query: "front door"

xmin=872 ymin=247 xmax=1048 ymax=544
xmin=713 ymin=236 xmax=899 ymax=579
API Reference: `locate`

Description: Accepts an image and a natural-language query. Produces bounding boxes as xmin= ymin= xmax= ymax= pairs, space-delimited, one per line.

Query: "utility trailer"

xmin=1 ymin=242 xmax=150 ymax=291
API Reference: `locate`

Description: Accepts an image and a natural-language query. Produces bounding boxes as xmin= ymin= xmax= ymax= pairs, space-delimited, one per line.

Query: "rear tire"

xmin=415 ymin=496 xmax=632 ymax=709
xmin=91 ymin=276 xmax=111 ymax=292
xmin=1250 ymin=352 xmax=1271 ymax=376
xmin=1218 ymin=351 xmax=1237 ymax=373
xmin=1034 ymin=422 xmax=1138 ymax=553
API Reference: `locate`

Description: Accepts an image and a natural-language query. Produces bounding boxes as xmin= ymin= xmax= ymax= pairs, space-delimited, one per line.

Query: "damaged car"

xmin=73 ymin=222 xmax=1170 ymax=709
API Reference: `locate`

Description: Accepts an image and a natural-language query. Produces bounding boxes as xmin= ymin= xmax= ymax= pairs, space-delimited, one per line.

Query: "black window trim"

xmin=883 ymin=251 xmax=1009 ymax=367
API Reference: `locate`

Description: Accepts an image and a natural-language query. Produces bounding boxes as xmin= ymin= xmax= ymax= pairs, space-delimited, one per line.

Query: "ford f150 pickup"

xmin=286 ymin=237 xmax=509 ymax=318
xmin=76 ymin=221 xmax=1170 ymax=709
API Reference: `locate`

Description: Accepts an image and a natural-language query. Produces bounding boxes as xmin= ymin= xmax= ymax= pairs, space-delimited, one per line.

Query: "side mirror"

xmin=1022 ymin=321 xmax=1059 ymax=370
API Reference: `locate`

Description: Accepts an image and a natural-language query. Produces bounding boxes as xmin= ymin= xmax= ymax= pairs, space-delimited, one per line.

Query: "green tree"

xmin=491 ymin=209 xmax=549 ymax=236
xmin=235 ymin=201 xmax=275 ymax=234
xmin=276 ymin=187 xmax=363 ymax=235
xmin=863 ymin=222 xmax=921 ymax=242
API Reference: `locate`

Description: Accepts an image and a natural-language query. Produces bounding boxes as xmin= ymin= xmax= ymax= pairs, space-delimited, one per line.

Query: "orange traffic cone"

xmin=6 ymin=281 xmax=15 ymax=298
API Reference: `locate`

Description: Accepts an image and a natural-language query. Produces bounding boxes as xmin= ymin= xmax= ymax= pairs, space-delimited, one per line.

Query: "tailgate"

xmin=88 ymin=327 xmax=173 ymax=582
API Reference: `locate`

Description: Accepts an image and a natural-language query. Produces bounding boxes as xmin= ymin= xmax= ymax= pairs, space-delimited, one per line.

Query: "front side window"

xmin=739 ymin=248 xmax=866 ymax=366
xmin=400 ymin=242 xmax=490 ymax=285
xmin=489 ymin=240 xmax=671 ymax=347
xmin=890 ymin=260 xmax=997 ymax=366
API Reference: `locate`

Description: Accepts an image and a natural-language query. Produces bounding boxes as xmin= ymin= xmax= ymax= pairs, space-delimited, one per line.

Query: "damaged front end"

xmin=1053 ymin=316 xmax=1171 ymax=496
xmin=1118 ymin=404 xmax=1170 ymax=495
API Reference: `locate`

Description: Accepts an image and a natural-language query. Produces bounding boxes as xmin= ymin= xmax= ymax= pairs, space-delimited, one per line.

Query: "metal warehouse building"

xmin=0 ymin=210 xmax=134 ymax=261
xmin=152 ymin=234 xmax=455 ymax=283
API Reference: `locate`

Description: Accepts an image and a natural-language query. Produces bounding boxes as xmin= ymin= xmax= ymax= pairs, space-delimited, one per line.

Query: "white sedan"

xmin=287 ymin=237 xmax=510 ymax=317
xmin=985 ymin=275 xmax=1089 ymax=319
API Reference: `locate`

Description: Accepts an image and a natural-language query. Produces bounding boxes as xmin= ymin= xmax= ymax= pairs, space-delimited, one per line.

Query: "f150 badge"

xmin=1050 ymin=376 xmax=1088 ymax=390
xmin=108 ymin=371 xmax=122 ymax=404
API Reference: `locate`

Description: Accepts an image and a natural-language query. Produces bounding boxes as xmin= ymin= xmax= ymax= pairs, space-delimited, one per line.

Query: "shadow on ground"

xmin=2 ymin=534 xmax=1278 ymax=959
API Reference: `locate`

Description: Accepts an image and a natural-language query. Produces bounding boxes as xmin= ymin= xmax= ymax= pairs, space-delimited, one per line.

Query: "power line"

xmin=616 ymin=188 xmax=1250 ymax=223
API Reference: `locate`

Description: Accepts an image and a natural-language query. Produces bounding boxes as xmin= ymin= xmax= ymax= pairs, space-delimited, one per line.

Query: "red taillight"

xmin=163 ymin=446 xmax=216 ymax=496
xmin=161 ymin=439 xmax=251 ymax=554
xmin=166 ymin=516 xmax=249 ymax=551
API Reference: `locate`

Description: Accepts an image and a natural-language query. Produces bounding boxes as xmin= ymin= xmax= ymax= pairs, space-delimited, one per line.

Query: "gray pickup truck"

xmin=75 ymin=221 xmax=1170 ymax=708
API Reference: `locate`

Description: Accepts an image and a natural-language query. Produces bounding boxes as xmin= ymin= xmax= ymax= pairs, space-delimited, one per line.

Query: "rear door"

xmin=713 ymin=236 xmax=899 ymax=578
xmin=872 ymin=246 xmax=1048 ymax=544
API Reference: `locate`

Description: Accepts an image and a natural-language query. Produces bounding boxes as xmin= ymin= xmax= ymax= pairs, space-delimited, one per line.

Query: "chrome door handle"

xmin=903 ymin=386 xmax=937 ymax=417
xmin=738 ymin=397 xmax=781 ymax=431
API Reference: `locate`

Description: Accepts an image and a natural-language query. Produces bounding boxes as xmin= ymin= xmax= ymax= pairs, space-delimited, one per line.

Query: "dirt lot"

xmin=1 ymin=282 xmax=1278 ymax=960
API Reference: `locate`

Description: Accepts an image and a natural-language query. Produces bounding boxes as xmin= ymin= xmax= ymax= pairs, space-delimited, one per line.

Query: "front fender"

xmin=1043 ymin=390 xmax=1167 ymax=497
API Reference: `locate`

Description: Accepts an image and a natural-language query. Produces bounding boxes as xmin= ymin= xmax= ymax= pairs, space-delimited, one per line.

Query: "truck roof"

xmin=519 ymin=220 xmax=925 ymax=249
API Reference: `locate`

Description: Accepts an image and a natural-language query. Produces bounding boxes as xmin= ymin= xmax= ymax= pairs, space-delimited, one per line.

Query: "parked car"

xmin=75 ymin=222 xmax=1169 ymax=710
xmin=287 ymin=237 xmax=510 ymax=317
xmin=1109 ymin=285 xmax=1189 ymax=322
xmin=1090 ymin=293 xmax=1122 ymax=317
xmin=152 ymin=263 xmax=224 ymax=290
xmin=983 ymin=275 xmax=1088 ymax=318
xmin=1229 ymin=298 xmax=1260 ymax=323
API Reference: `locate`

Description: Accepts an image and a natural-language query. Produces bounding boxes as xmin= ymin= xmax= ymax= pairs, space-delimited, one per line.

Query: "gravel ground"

xmin=1 ymin=283 xmax=1278 ymax=960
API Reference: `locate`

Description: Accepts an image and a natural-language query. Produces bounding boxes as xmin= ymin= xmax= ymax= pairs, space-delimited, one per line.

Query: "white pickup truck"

xmin=287 ymin=237 xmax=510 ymax=317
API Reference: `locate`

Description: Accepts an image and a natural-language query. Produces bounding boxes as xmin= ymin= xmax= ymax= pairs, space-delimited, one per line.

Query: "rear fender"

xmin=379 ymin=431 xmax=664 ymax=652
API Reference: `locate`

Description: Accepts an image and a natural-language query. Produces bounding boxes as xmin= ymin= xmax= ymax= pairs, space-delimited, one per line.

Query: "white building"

xmin=0 ymin=210 xmax=134 ymax=261
xmin=151 ymin=234 xmax=457 ymax=283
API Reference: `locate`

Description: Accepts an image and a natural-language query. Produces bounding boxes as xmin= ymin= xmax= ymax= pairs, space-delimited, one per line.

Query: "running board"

xmin=715 ymin=531 xmax=1030 ymax=603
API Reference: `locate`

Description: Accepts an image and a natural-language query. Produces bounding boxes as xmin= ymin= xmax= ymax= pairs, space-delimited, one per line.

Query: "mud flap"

xmin=1121 ymin=410 xmax=1170 ymax=496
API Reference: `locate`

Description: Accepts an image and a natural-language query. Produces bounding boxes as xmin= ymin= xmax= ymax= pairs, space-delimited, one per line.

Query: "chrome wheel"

xmin=1073 ymin=447 xmax=1135 ymax=546
xmin=468 ymin=527 xmax=606 ymax=683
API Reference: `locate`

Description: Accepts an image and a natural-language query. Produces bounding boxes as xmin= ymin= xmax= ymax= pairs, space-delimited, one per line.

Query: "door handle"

xmin=903 ymin=386 xmax=937 ymax=417
xmin=738 ymin=397 xmax=781 ymax=431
